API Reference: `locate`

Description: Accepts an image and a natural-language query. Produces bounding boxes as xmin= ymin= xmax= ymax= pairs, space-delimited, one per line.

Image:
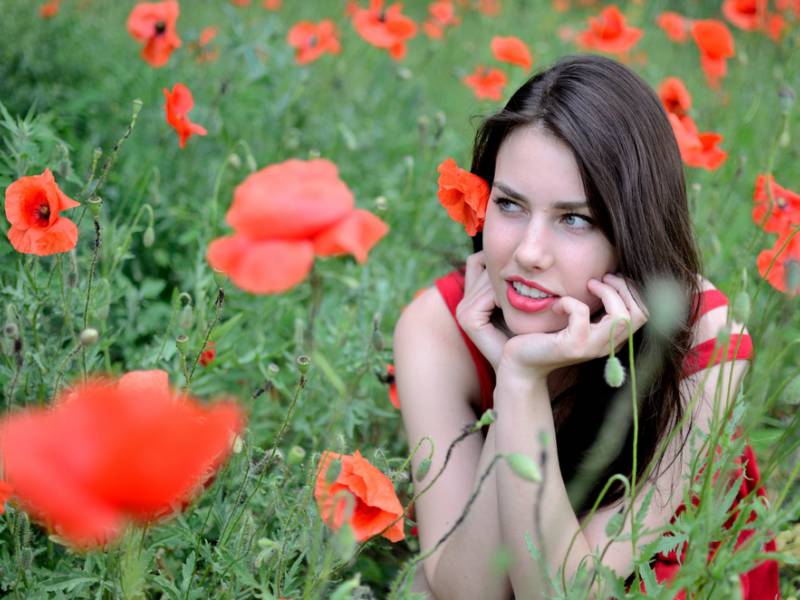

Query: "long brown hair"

xmin=469 ymin=54 xmax=703 ymax=513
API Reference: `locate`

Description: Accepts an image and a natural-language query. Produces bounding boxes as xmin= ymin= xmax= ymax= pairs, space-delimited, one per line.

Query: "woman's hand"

xmin=455 ymin=251 xmax=509 ymax=370
xmin=499 ymin=273 xmax=649 ymax=383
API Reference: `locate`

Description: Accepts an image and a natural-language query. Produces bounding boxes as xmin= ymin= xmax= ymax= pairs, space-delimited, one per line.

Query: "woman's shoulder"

xmin=393 ymin=284 xmax=482 ymax=407
xmin=689 ymin=275 xmax=748 ymax=346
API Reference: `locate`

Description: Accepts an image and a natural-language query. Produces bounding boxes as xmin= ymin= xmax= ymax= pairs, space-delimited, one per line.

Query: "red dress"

xmin=434 ymin=270 xmax=780 ymax=600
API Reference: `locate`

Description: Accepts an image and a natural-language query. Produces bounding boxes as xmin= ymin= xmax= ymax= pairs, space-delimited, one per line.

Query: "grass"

xmin=0 ymin=0 xmax=799 ymax=598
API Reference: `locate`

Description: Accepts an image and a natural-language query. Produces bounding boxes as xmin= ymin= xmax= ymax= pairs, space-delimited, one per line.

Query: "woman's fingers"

xmin=602 ymin=274 xmax=649 ymax=326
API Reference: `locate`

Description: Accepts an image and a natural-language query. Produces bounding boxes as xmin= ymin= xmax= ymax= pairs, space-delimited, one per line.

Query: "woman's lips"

xmin=506 ymin=281 xmax=558 ymax=313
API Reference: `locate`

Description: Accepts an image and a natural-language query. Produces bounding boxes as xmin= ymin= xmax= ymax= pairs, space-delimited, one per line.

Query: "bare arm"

xmin=394 ymin=287 xmax=512 ymax=600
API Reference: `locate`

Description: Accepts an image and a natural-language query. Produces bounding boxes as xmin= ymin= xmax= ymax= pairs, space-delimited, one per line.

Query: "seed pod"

xmin=505 ymin=453 xmax=541 ymax=483
xmin=604 ymin=356 xmax=626 ymax=388
xmin=296 ymin=354 xmax=311 ymax=375
xmin=79 ymin=328 xmax=99 ymax=347
xmin=288 ymin=445 xmax=306 ymax=466
xmin=178 ymin=303 xmax=194 ymax=331
xmin=415 ymin=458 xmax=432 ymax=482
xmin=175 ymin=334 xmax=189 ymax=353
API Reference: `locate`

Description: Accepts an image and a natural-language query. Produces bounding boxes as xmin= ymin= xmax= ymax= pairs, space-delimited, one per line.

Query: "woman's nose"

xmin=512 ymin=218 xmax=555 ymax=271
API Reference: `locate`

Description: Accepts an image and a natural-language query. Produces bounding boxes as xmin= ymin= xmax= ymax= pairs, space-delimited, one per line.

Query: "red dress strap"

xmin=434 ymin=270 xmax=495 ymax=413
xmin=682 ymin=289 xmax=754 ymax=378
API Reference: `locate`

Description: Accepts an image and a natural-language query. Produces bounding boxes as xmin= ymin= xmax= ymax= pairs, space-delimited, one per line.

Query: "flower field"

xmin=1 ymin=1 xmax=799 ymax=598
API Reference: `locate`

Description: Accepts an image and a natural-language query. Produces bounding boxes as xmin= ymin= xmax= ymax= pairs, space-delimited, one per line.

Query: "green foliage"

xmin=0 ymin=0 xmax=799 ymax=598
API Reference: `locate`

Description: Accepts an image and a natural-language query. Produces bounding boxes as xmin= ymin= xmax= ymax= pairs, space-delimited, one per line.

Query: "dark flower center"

xmin=308 ymin=34 xmax=318 ymax=47
xmin=35 ymin=202 xmax=51 ymax=226
xmin=154 ymin=21 xmax=167 ymax=35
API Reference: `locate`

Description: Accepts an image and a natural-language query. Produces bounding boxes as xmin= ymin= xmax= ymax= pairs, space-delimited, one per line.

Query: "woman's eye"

xmin=562 ymin=213 xmax=593 ymax=229
xmin=494 ymin=197 xmax=521 ymax=213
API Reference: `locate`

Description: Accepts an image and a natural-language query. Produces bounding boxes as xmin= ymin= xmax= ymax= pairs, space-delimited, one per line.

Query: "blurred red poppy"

xmin=752 ymin=174 xmax=800 ymax=234
xmin=723 ymin=0 xmax=767 ymax=30
xmin=476 ymin=0 xmax=501 ymax=15
xmin=126 ymin=1 xmax=182 ymax=68
xmin=463 ymin=66 xmax=507 ymax=101
xmin=0 ymin=371 xmax=243 ymax=548
xmin=385 ymin=364 xmax=399 ymax=408
xmin=163 ymin=83 xmax=208 ymax=149
xmin=657 ymin=12 xmax=691 ymax=43
xmin=491 ymin=36 xmax=532 ymax=70
xmin=199 ymin=26 xmax=217 ymax=47
xmin=691 ymin=20 xmax=735 ymax=90
xmin=199 ymin=341 xmax=217 ymax=367
xmin=576 ymin=5 xmax=643 ymax=55
xmin=230 ymin=0 xmax=250 ymax=5
xmin=4 ymin=169 xmax=80 ymax=256
xmin=658 ymin=77 xmax=692 ymax=117
xmin=39 ymin=0 xmax=60 ymax=18
xmin=437 ymin=158 xmax=490 ymax=235
xmin=287 ymin=20 xmax=341 ymax=64
xmin=668 ymin=114 xmax=727 ymax=171
xmin=315 ymin=450 xmax=404 ymax=542
xmin=423 ymin=0 xmax=460 ymax=39
xmin=351 ymin=0 xmax=418 ymax=61
xmin=207 ymin=159 xmax=388 ymax=294
xmin=263 ymin=0 xmax=282 ymax=9
xmin=757 ymin=231 xmax=800 ymax=295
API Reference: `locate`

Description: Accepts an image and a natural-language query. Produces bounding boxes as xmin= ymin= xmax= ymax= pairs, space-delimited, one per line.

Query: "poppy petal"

xmin=312 ymin=209 xmax=389 ymax=263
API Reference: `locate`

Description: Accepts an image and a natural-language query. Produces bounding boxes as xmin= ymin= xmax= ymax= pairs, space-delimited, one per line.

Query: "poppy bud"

xmin=415 ymin=458 xmax=432 ymax=482
xmin=143 ymin=226 xmax=155 ymax=248
xmin=87 ymin=196 xmax=103 ymax=218
xmin=179 ymin=303 xmax=194 ymax=331
xmin=716 ymin=324 xmax=731 ymax=347
xmin=79 ymin=328 xmax=99 ymax=347
xmin=505 ymin=453 xmax=541 ymax=483
xmin=296 ymin=354 xmax=311 ymax=375
xmin=227 ymin=153 xmax=242 ymax=169
xmin=417 ymin=115 xmax=430 ymax=140
xmin=732 ymin=291 xmax=751 ymax=323
xmin=288 ymin=445 xmax=306 ymax=466
xmin=333 ymin=522 xmax=356 ymax=561
xmin=232 ymin=434 xmax=244 ymax=454
xmin=397 ymin=66 xmax=412 ymax=80
xmin=325 ymin=458 xmax=342 ymax=485
xmin=644 ymin=276 xmax=685 ymax=338
xmin=604 ymin=356 xmax=626 ymax=388
xmin=374 ymin=196 xmax=388 ymax=211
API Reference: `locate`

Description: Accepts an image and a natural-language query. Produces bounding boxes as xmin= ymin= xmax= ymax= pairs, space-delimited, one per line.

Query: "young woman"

xmin=393 ymin=55 xmax=779 ymax=599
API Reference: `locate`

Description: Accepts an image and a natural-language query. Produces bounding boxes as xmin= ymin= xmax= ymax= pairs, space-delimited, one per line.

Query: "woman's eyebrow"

xmin=494 ymin=181 xmax=588 ymax=211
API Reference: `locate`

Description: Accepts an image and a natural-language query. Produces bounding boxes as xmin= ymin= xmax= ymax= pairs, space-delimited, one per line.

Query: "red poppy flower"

xmin=385 ymin=364 xmax=399 ymax=408
xmin=752 ymin=175 xmax=800 ymax=234
xmin=658 ymin=77 xmax=692 ymax=117
xmin=207 ymin=159 xmax=388 ymax=294
xmin=39 ymin=0 xmax=60 ymax=18
xmin=757 ymin=231 xmax=800 ymax=295
xmin=263 ymin=0 xmax=282 ymax=9
xmin=437 ymin=158 xmax=490 ymax=235
xmin=287 ymin=20 xmax=341 ymax=65
xmin=351 ymin=0 xmax=418 ymax=61
xmin=315 ymin=450 xmax=404 ymax=542
xmin=4 ymin=169 xmax=80 ymax=256
xmin=423 ymin=0 xmax=460 ymax=39
xmin=684 ymin=132 xmax=728 ymax=170
xmin=126 ymin=1 xmax=182 ymax=68
xmin=657 ymin=12 xmax=691 ymax=43
xmin=463 ymin=66 xmax=507 ymax=101
xmin=163 ymin=83 xmax=208 ymax=149
xmin=199 ymin=26 xmax=217 ymax=47
xmin=491 ymin=36 xmax=532 ymax=70
xmin=199 ymin=341 xmax=217 ymax=367
xmin=691 ymin=20 xmax=735 ymax=90
xmin=723 ymin=0 xmax=768 ymax=31
xmin=0 ymin=371 xmax=243 ymax=547
xmin=777 ymin=0 xmax=800 ymax=17
xmin=230 ymin=0 xmax=250 ymax=5
xmin=576 ymin=5 xmax=643 ymax=55
xmin=476 ymin=0 xmax=501 ymax=15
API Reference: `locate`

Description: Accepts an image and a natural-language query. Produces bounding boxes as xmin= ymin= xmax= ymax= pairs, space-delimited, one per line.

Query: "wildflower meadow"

xmin=1 ymin=0 xmax=799 ymax=598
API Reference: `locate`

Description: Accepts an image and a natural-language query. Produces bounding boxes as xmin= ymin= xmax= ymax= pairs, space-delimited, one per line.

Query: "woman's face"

xmin=483 ymin=125 xmax=619 ymax=335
